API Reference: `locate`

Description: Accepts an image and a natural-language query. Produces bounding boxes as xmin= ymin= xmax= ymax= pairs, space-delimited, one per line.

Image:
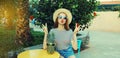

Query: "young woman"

xmin=42 ymin=8 xmax=80 ymax=58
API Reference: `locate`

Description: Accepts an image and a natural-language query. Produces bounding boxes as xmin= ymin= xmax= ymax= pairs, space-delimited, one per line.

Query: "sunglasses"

xmin=58 ymin=16 xmax=67 ymax=20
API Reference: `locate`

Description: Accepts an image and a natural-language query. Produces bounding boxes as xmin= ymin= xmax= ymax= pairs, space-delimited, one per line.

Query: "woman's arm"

xmin=42 ymin=23 xmax=48 ymax=49
xmin=43 ymin=34 xmax=47 ymax=49
xmin=71 ymin=33 xmax=77 ymax=50
xmin=71 ymin=23 xmax=80 ymax=50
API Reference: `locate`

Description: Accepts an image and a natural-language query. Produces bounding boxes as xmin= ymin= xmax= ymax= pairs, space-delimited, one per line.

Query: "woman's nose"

xmin=61 ymin=19 xmax=64 ymax=23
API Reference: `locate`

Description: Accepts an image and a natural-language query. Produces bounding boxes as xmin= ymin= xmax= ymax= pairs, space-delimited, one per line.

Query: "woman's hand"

xmin=42 ymin=23 xmax=48 ymax=35
xmin=74 ymin=23 xmax=80 ymax=35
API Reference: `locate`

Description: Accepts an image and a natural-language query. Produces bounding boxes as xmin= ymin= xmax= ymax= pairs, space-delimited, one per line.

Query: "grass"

xmin=0 ymin=26 xmax=22 ymax=58
xmin=0 ymin=25 xmax=44 ymax=58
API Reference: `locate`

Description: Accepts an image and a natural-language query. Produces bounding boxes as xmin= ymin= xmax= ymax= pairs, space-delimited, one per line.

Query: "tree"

xmin=30 ymin=0 xmax=98 ymax=31
xmin=15 ymin=0 xmax=98 ymax=47
xmin=0 ymin=0 xmax=17 ymax=29
xmin=15 ymin=0 xmax=33 ymax=47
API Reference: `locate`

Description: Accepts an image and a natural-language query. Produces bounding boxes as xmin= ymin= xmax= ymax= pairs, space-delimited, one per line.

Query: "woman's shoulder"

xmin=50 ymin=28 xmax=73 ymax=32
xmin=49 ymin=28 xmax=57 ymax=33
xmin=68 ymin=29 xmax=73 ymax=32
xmin=50 ymin=28 xmax=57 ymax=31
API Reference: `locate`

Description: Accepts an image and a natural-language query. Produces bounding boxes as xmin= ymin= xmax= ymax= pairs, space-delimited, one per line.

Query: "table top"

xmin=18 ymin=49 xmax=60 ymax=58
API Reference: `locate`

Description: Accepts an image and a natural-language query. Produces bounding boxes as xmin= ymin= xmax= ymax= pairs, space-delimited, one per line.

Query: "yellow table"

xmin=18 ymin=49 xmax=60 ymax=58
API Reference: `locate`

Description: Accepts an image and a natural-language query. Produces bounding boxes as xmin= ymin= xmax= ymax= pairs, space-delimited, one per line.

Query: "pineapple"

xmin=47 ymin=32 xmax=55 ymax=54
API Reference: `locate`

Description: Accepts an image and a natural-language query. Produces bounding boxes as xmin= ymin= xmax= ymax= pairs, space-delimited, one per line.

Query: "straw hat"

xmin=53 ymin=8 xmax=72 ymax=24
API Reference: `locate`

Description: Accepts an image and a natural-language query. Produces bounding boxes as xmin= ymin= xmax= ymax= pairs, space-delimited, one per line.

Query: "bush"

xmin=97 ymin=4 xmax=120 ymax=11
xmin=29 ymin=0 xmax=98 ymax=31
xmin=30 ymin=30 xmax=44 ymax=45
xmin=112 ymin=6 xmax=120 ymax=11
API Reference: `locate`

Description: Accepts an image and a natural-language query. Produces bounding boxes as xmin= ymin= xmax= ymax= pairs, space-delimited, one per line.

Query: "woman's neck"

xmin=57 ymin=24 xmax=65 ymax=30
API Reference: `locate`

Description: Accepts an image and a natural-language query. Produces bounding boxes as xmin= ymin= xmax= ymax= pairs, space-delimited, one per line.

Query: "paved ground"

xmin=88 ymin=11 xmax=120 ymax=32
xmin=101 ymin=1 xmax=120 ymax=5
xmin=80 ymin=31 xmax=120 ymax=58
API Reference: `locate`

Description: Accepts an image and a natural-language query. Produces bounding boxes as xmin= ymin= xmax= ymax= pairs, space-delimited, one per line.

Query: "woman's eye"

xmin=64 ymin=17 xmax=67 ymax=19
xmin=59 ymin=17 xmax=62 ymax=19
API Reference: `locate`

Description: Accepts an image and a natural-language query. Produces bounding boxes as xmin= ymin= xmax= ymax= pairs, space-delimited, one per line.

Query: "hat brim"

xmin=53 ymin=8 xmax=72 ymax=24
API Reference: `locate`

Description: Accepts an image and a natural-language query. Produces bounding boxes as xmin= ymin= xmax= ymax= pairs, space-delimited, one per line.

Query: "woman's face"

xmin=57 ymin=13 xmax=67 ymax=25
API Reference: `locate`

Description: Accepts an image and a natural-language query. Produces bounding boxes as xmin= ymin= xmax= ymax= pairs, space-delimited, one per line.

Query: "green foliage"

xmin=112 ymin=6 xmax=120 ymax=11
xmin=30 ymin=0 xmax=98 ymax=31
xmin=98 ymin=5 xmax=120 ymax=11
xmin=0 ymin=27 xmax=22 ymax=58
xmin=30 ymin=30 xmax=44 ymax=45
xmin=119 ymin=11 xmax=120 ymax=17
xmin=97 ymin=5 xmax=120 ymax=17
